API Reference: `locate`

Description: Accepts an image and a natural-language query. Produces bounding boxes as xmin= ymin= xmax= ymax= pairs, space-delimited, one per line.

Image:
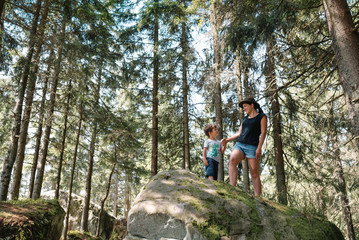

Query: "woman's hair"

xmin=254 ymin=103 xmax=264 ymax=114
xmin=204 ymin=124 xmax=216 ymax=137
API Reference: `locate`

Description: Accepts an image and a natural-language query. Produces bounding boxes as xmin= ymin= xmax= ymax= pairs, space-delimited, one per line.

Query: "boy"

xmin=203 ymin=124 xmax=226 ymax=180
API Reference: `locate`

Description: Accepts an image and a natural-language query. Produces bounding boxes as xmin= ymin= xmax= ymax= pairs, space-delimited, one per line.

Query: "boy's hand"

xmin=221 ymin=138 xmax=227 ymax=146
xmin=203 ymin=159 xmax=209 ymax=166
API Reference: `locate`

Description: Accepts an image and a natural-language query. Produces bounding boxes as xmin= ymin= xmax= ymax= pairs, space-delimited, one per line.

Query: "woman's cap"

xmin=239 ymin=97 xmax=259 ymax=108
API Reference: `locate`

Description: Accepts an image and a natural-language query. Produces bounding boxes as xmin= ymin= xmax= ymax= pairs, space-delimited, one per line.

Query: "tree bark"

xmin=32 ymin=5 xmax=67 ymax=199
xmin=151 ymin=0 xmax=159 ymax=177
xmin=96 ymin=161 xmax=116 ymax=237
xmin=234 ymin=49 xmax=243 ymax=118
xmin=210 ymin=0 xmax=224 ymax=181
xmin=265 ymin=33 xmax=287 ymax=205
xmin=81 ymin=66 xmax=102 ymax=232
xmin=181 ymin=0 xmax=190 ymax=170
xmin=0 ymin=0 xmax=5 ymax=49
xmin=235 ymin=48 xmax=248 ymax=189
xmin=323 ymin=0 xmax=359 ymax=151
xmin=0 ymin=0 xmax=4 ymax=24
xmin=113 ymin=172 xmax=118 ymax=218
xmin=10 ymin=0 xmax=51 ymax=200
xmin=241 ymin=49 xmax=250 ymax=192
xmin=123 ymin=174 xmax=131 ymax=219
xmin=55 ymin=80 xmax=71 ymax=199
xmin=62 ymin=101 xmax=83 ymax=240
xmin=0 ymin=0 xmax=42 ymax=201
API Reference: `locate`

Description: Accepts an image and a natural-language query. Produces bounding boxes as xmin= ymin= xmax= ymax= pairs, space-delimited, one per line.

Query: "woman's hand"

xmin=221 ymin=138 xmax=227 ymax=146
xmin=256 ymin=147 xmax=262 ymax=160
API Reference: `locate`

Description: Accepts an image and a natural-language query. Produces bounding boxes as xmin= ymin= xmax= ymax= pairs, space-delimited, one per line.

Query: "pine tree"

xmin=0 ymin=0 xmax=42 ymax=201
xmin=10 ymin=0 xmax=51 ymax=200
xmin=28 ymin=50 xmax=53 ymax=199
xmin=181 ymin=0 xmax=190 ymax=170
xmin=152 ymin=0 xmax=160 ymax=176
xmin=62 ymin=101 xmax=84 ymax=240
xmin=33 ymin=0 xmax=69 ymax=199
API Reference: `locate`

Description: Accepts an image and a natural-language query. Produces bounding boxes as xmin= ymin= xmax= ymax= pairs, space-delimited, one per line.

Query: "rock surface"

xmin=0 ymin=199 xmax=65 ymax=240
xmin=126 ymin=169 xmax=344 ymax=240
xmin=42 ymin=190 xmax=115 ymax=240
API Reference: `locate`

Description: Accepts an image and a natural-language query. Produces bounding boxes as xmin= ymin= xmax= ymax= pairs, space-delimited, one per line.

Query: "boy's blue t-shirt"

xmin=204 ymin=139 xmax=222 ymax=162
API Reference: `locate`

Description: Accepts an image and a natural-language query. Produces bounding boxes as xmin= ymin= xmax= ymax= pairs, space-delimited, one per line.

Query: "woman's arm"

xmin=223 ymin=126 xmax=242 ymax=144
xmin=256 ymin=115 xmax=268 ymax=159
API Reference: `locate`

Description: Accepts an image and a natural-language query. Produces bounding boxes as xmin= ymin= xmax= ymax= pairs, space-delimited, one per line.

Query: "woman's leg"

xmin=248 ymin=158 xmax=261 ymax=196
xmin=229 ymin=149 xmax=245 ymax=186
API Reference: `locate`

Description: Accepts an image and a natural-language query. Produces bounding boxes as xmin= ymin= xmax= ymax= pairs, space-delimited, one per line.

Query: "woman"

xmin=221 ymin=97 xmax=267 ymax=196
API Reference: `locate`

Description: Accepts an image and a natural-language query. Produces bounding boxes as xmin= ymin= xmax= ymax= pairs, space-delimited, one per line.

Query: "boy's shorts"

xmin=233 ymin=142 xmax=257 ymax=159
xmin=205 ymin=157 xmax=219 ymax=180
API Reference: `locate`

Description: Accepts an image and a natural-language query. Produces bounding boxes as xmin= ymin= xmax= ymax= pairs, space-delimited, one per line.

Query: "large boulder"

xmin=126 ymin=169 xmax=344 ymax=240
xmin=0 ymin=199 xmax=65 ymax=240
xmin=42 ymin=190 xmax=115 ymax=240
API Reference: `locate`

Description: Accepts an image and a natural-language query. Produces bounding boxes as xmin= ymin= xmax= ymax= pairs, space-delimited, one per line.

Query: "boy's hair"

xmin=204 ymin=124 xmax=216 ymax=137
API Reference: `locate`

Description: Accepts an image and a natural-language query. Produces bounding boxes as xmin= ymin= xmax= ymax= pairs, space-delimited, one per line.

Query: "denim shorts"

xmin=205 ymin=157 xmax=219 ymax=180
xmin=233 ymin=142 xmax=257 ymax=158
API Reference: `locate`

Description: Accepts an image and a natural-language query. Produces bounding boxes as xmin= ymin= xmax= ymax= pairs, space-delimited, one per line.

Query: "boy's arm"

xmin=203 ymin=147 xmax=209 ymax=166
xmin=220 ymin=141 xmax=226 ymax=154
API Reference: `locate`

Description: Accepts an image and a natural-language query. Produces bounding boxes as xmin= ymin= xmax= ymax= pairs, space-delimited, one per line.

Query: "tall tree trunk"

xmin=0 ymin=0 xmax=42 ymax=201
xmin=329 ymin=107 xmax=356 ymax=240
xmin=81 ymin=66 xmax=102 ymax=232
xmin=32 ymin=6 xmax=68 ymax=199
xmin=0 ymin=0 xmax=5 ymax=25
xmin=55 ymin=79 xmax=71 ymax=199
xmin=123 ymin=174 xmax=131 ymax=219
xmin=265 ymin=33 xmax=287 ymax=205
xmin=28 ymin=50 xmax=53 ymax=199
xmin=323 ymin=0 xmax=359 ymax=151
xmin=151 ymin=0 xmax=159 ymax=177
xmin=335 ymin=159 xmax=356 ymax=240
xmin=96 ymin=161 xmax=116 ymax=237
xmin=113 ymin=172 xmax=118 ymax=218
xmin=181 ymin=1 xmax=190 ymax=170
xmin=62 ymin=101 xmax=83 ymax=240
xmin=234 ymin=49 xmax=243 ymax=119
xmin=10 ymin=0 xmax=51 ymax=200
xmin=210 ymin=0 xmax=224 ymax=181
xmin=241 ymin=49 xmax=250 ymax=192
xmin=0 ymin=0 xmax=5 ymax=49
xmin=235 ymin=48 xmax=248 ymax=189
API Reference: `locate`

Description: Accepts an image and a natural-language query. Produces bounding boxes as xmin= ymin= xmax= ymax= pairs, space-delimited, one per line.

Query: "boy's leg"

xmin=205 ymin=158 xmax=215 ymax=180
xmin=213 ymin=160 xmax=219 ymax=180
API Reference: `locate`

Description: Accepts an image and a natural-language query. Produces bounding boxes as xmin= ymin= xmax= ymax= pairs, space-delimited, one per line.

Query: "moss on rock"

xmin=0 ymin=199 xmax=65 ymax=240
xmin=126 ymin=170 xmax=344 ymax=240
